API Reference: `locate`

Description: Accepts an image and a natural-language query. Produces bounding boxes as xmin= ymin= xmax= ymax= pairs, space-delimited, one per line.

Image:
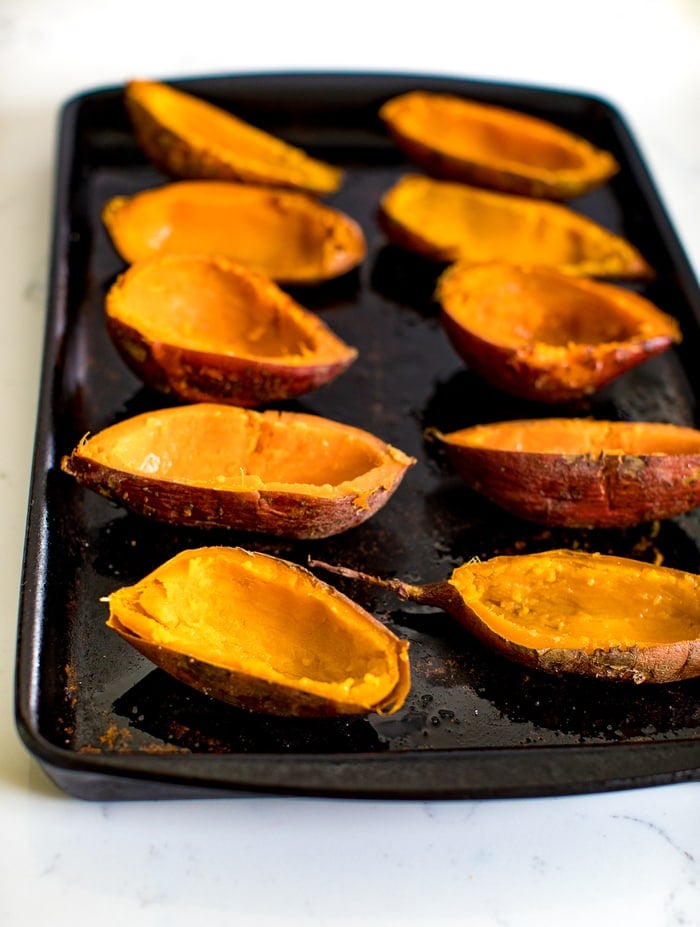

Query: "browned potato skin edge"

xmin=440 ymin=310 xmax=677 ymax=403
xmin=430 ymin=583 xmax=700 ymax=684
xmin=382 ymin=127 xmax=615 ymax=201
xmin=108 ymin=625 xmax=409 ymax=717
xmin=441 ymin=442 xmax=700 ymax=528
xmin=60 ymin=453 xmax=413 ymax=540
xmin=105 ymin=314 xmax=358 ymax=407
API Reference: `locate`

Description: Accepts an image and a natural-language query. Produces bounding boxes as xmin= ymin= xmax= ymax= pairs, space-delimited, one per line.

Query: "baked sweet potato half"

xmin=379 ymin=174 xmax=652 ymax=279
xmin=436 ymin=262 xmax=680 ymax=402
xmin=106 ymin=546 xmax=410 ymax=717
xmin=433 ymin=418 xmax=700 ymax=528
xmin=125 ymin=79 xmax=343 ymax=195
xmin=311 ymin=549 xmax=700 ymax=684
xmin=102 ymin=180 xmax=366 ymax=284
xmin=105 ymin=253 xmax=358 ymax=406
xmin=379 ymin=90 xmax=619 ymax=199
xmin=61 ymin=404 xmax=415 ymax=538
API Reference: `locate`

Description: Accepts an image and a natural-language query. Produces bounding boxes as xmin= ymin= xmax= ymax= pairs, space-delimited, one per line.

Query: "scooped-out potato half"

xmin=433 ymin=418 xmax=700 ymax=527
xmin=379 ymin=174 xmax=652 ymax=279
xmin=106 ymin=546 xmax=411 ymax=717
xmin=61 ymin=404 xmax=416 ymax=538
xmin=311 ymin=549 xmax=700 ymax=684
xmin=102 ymin=180 xmax=366 ymax=285
xmin=105 ymin=253 xmax=358 ymax=405
xmin=380 ymin=90 xmax=619 ymax=199
xmin=435 ymin=262 xmax=679 ymax=401
xmin=125 ymin=78 xmax=343 ymax=195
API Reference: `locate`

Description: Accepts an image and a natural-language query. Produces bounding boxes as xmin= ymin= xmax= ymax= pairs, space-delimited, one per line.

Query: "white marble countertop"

xmin=1 ymin=0 xmax=699 ymax=924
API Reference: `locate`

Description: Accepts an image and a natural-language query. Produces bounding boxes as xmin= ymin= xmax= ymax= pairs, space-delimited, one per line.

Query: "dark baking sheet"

xmin=15 ymin=71 xmax=700 ymax=800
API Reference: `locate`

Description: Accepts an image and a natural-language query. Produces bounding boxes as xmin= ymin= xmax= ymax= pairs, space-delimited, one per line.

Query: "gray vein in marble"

xmin=613 ymin=814 xmax=696 ymax=863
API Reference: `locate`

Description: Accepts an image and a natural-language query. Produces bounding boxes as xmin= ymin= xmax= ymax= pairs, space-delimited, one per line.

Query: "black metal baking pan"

xmin=15 ymin=71 xmax=700 ymax=800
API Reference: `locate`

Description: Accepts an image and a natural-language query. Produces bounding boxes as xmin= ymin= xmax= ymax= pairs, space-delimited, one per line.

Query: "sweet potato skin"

xmin=440 ymin=311 xmax=678 ymax=402
xmin=441 ymin=442 xmax=700 ymax=528
xmin=61 ymin=452 xmax=411 ymax=539
xmin=60 ymin=405 xmax=416 ymax=540
xmin=104 ymin=253 xmax=358 ymax=405
xmin=105 ymin=314 xmax=357 ymax=407
xmin=110 ymin=625 xmax=409 ymax=717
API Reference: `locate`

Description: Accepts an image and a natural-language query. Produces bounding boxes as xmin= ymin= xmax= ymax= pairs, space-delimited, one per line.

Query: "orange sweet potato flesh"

xmin=106 ymin=546 xmax=411 ymax=717
xmin=125 ymin=79 xmax=343 ymax=195
xmin=436 ymin=262 xmax=680 ymax=401
xmin=435 ymin=418 xmax=700 ymax=527
xmin=380 ymin=174 xmax=652 ymax=279
xmin=61 ymin=404 xmax=416 ymax=539
xmin=102 ymin=180 xmax=366 ymax=284
xmin=380 ymin=91 xmax=619 ymax=199
xmin=105 ymin=253 xmax=358 ymax=405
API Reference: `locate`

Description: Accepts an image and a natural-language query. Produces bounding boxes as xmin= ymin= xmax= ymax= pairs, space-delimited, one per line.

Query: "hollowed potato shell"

xmin=61 ymin=404 xmax=416 ymax=539
xmin=102 ymin=180 xmax=366 ymax=285
xmin=311 ymin=549 xmax=700 ymax=683
xmin=379 ymin=174 xmax=652 ymax=279
xmin=435 ymin=418 xmax=700 ymax=527
xmin=125 ymin=79 xmax=343 ymax=195
xmin=380 ymin=90 xmax=619 ymax=199
xmin=106 ymin=546 xmax=411 ymax=717
xmin=105 ymin=253 xmax=358 ymax=406
xmin=436 ymin=262 xmax=680 ymax=401
xmin=442 ymin=549 xmax=700 ymax=683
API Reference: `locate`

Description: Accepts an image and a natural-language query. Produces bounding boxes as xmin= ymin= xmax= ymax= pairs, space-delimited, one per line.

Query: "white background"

xmin=1 ymin=1 xmax=699 ymax=924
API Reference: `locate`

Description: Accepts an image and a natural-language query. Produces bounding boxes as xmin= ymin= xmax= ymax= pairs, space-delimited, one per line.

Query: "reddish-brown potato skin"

xmin=106 ymin=315 xmax=357 ymax=407
xmin=60 ymin=454 xmax=410 ymax=540
xmin=525 ymin=640 xmax=700 ymax=684
xmin=457 ymin=601 xmax=700 ymax=683
xmin=110 ymin=626 xmax=400 ymax=717
xmin=383 ymin=130 xmax=595 ymax=201
xmin=440 ymin=310 xmax=676 ymax=403
xmin=450 ymin=592 xmax=700 ymax=683
xmin=442 ymin=443 xmax=700 ymax=528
